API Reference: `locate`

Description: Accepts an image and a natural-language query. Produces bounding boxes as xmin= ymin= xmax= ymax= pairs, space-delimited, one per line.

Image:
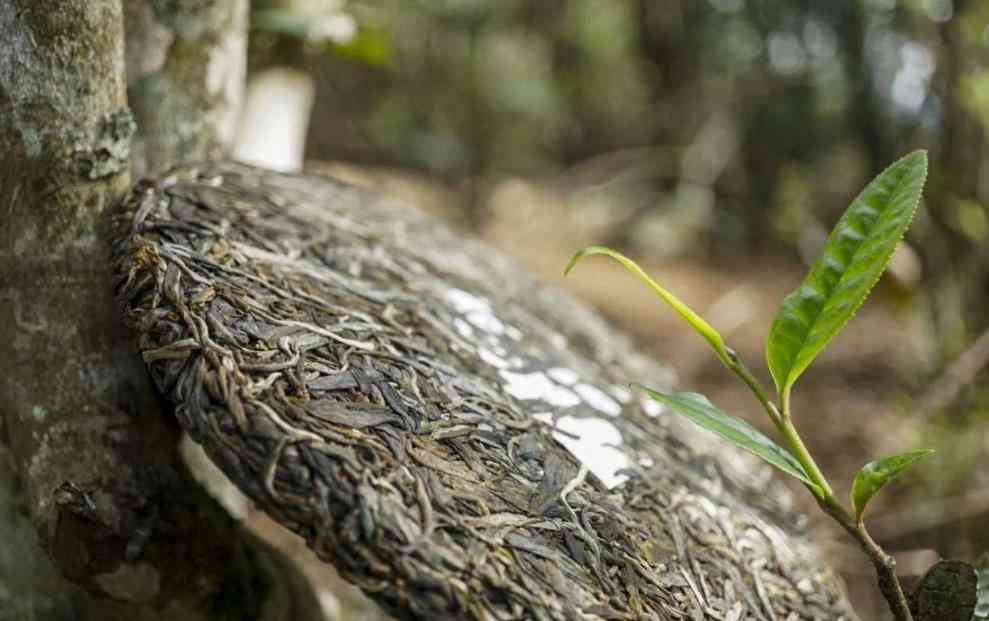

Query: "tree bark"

xmin=0 ymin=2 xmax=323 ymax=619
xmin=124 ymin=0 xmax=248 ymax=178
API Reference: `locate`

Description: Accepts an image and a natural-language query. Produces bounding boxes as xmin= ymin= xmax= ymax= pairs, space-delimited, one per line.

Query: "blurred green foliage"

xmin=252 ymin=0 xmax=989 ymax=381
xmin=248 ymin=0 xmax=989 ymax=385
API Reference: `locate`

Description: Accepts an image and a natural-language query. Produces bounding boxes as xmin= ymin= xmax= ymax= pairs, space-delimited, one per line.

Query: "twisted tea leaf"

xmin=766 ymin=151 xmax=928 ymax=397
xmin=851 ymin=449 xmax=934 ymax=520
xmin=637 ymin=387 xmax=820 ymax=493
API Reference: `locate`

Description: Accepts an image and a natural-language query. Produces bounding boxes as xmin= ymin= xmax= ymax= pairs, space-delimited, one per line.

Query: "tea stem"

xmin=778 ymin=394 xmax=833 ymax=501
xmin=728 ymin=358 xmax=912 ymax=618
xmin=723 ymin=349 xmax=782 ymax=428
xmin=779 ymin=392 xmax=911 ymax=620
xmin=723 ymin=346 xmax=913 ymax=619
xmin=723 ymin=351 xmax=830 ymax=498
xmin=821 ymin=500 xmax=914 ymax=621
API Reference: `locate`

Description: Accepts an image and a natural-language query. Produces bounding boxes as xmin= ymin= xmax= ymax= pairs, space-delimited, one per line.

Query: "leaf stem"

xmin=723 ymin=349 xmax=783 ymax=428
xmin=778 ymin=386 xmax=912 ymax=620
xmin=709 ymin=334 xmax=911 ymax=618
xmin=858 ymin=528 xmax=913 ymax=621
xmin=820 ymin=500 xmax=914 ymax=621
xmin=777 ymin=393 xmax=833 ymax=501
xmin=722 ymin=350 xmax=830 ymax=499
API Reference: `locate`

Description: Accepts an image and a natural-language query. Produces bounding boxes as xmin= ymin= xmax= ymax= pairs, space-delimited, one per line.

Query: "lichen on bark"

xmin=73 ymin=109 xmax=138 ymax=180
xmin=0 ymin=1 xmax=324 ymax=619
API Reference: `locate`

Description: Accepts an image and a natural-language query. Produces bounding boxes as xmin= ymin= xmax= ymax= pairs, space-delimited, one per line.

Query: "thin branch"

xmin=820 ymin=492 xmax=914 ymax=620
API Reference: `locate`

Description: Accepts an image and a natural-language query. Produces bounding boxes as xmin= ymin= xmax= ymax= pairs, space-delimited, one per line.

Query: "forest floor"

xmin=244 ymin=165 xmax=989 ymax=620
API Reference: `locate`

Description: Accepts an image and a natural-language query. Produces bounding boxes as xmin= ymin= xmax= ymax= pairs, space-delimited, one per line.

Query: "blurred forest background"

xmin=241 ymin=0 xmax=989 ymax=618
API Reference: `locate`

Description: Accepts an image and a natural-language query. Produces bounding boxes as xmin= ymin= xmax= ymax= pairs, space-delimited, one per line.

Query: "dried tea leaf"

xmin=910 ymin=559 xmax=977 ymax=621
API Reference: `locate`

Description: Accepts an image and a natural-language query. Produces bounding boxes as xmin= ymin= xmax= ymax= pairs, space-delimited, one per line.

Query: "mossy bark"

xmin=0 ymin=1 xmax=322 ymax=619
xmin=125 ymin=0 xmax=248 ymax=177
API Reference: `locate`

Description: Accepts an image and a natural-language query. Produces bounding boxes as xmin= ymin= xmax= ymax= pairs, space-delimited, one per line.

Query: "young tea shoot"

xmin=566 ymin=150 xmax=932 ymax=621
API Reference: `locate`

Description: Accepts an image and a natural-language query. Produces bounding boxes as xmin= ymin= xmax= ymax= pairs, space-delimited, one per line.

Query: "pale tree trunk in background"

xmin=0 ymin=1 xmax=323 ymax=619
xmin=234 ymin=67 xmax=315 ymax=172
xmin=124 ymin=0 xmax=248 ymax=178
xmin=233 ymin=0 xmax=319 ymax=172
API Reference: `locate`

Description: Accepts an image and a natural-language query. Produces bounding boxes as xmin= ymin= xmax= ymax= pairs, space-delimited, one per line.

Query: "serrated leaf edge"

xmin=767 ymin=150 xmax=928 ymax=396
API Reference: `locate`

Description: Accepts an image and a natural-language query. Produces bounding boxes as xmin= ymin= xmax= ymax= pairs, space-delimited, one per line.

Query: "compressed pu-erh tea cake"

xmin=112 ymin=162 xmax=852 ymax=620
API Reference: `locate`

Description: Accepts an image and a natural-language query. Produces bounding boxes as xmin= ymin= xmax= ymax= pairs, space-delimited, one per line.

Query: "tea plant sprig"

xmin=566 ymin=150 xmax=932 ymax=621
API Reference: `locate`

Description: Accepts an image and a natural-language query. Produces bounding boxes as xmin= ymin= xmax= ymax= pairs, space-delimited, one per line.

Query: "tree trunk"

xmin=0 ymin=1 xmax=322 ymax=619
xmin=124 ymin=0 xmax=248 ymax=178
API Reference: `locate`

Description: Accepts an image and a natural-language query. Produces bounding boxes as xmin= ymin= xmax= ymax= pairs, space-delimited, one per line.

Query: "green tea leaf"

xmin=566 ymin=246 xmax=729 ymax=361
xmin=851 ymin=449 xmax=934 ymax=520
xmin=766 ymin=151 xmax=928 ymax=398
xmin=637 ymin=387 xmax=819 ymax=492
